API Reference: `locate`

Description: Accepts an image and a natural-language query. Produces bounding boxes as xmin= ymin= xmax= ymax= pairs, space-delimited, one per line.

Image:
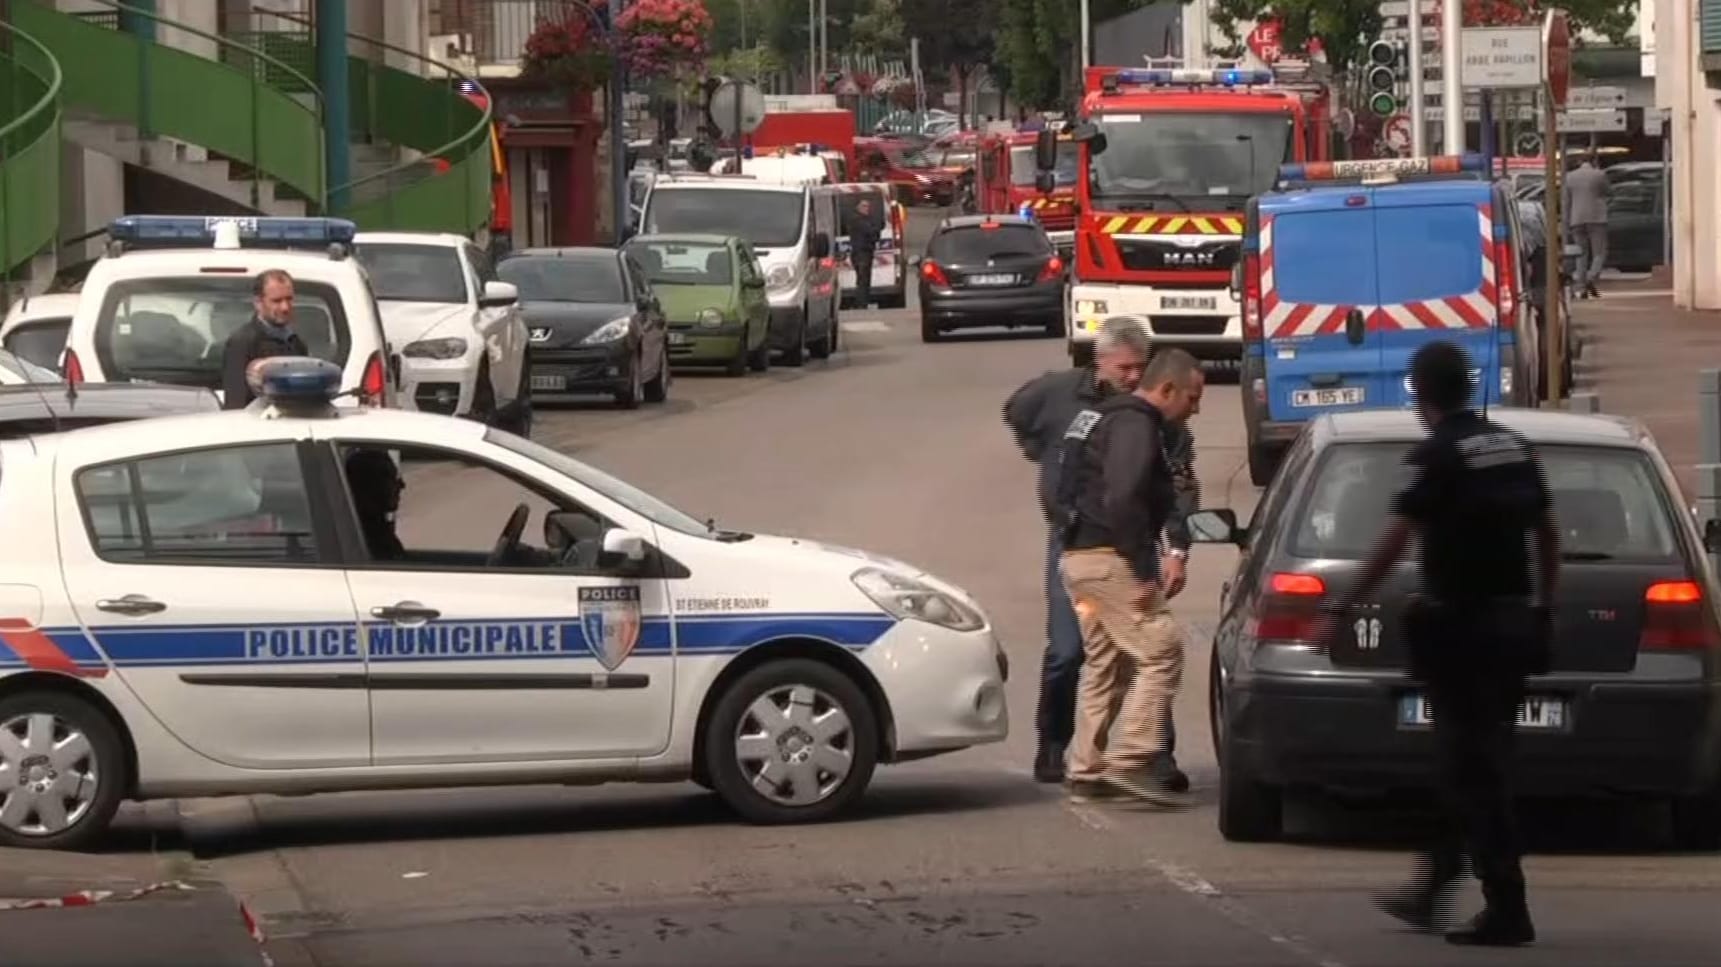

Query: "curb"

xmin=0 ymin=879 xmax=273 ymax=966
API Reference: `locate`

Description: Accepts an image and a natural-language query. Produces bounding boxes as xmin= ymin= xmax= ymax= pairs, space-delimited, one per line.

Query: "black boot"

xmin=1373 ymin=880 xmax=1455 ymax=934
xmin=1033 ymin=743 xmax=1066 ymax=783
xmin=1446 ymin=906 xmax=1535 ymax=946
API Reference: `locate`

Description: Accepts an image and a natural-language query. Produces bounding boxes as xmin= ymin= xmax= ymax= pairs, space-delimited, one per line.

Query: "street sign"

xmin=1379 ymin=0 xmax=1439 ymax=16
xmin=711 ymin=80 xmax=767 ymax=138
xmin=1543 ymin=11 xmax=1573 ymax=106
xmin=1567 ymin=85 xmax=1626 ymax=108
xmin=1384 ymin=114 xmax=1413 ymax=152
xmin=1558 ymin=108 xmax=1627 ymax=133
xmin=1381 ymin=26 xmax=1441 ymax=44
xmin=1461 ymin=26 xmax=1543 ymax=88
xmin=1426 ymin=104 xmax=1539 ymax=123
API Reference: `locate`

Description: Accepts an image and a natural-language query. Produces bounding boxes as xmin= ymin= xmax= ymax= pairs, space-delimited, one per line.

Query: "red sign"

xmin=1246 ymin=17 xmax=1324 ymax=64
xmin=1543 ymin=11 xmax=1572 ymax=107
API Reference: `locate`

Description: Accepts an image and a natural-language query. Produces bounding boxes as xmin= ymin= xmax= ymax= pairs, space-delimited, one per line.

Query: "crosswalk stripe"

xmin=842 ymin=320 xmax=890 ymax=333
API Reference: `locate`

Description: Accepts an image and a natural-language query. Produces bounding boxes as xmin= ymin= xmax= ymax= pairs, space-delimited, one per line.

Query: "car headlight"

xmin=1075 ymin=299 xmax=1108 ymax=315
xmin=402 ymin=337 xmax=468 ymax=359
xmin=698 ymin=307 xmax=726 ymax=328
xmin=851 ymin=566 xmax=985 ymax=632
xmin=766 ymin=264 xmax=798 ymax=292
xmin=582 ymin=318 xmax=631 ymax=345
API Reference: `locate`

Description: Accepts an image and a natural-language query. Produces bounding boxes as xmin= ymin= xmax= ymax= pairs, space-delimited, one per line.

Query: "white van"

xmin=739 ymin=154 xmax=831 ymax=187
xmin=641 ymin=177 xmax=841 ymax=365
xmin=833 ymin=183 xmax=906 ymax=309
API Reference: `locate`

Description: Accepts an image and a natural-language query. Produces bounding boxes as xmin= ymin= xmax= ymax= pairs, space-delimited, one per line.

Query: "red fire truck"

xmin=974 ymin=130 xmax=1081 ymax=257
xmin=1036 ymin=63 xmax=1332 ymax=365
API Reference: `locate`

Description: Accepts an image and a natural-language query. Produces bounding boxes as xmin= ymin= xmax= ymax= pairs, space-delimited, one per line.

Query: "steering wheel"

xmin=487 ymin=503 xmax=530 ymax=568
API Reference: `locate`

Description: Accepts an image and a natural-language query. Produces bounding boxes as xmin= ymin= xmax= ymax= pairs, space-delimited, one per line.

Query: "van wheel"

xmin=1248 ymin=441 xmax=1277 ymax=487
xmin=811 ymin=315 xmax=835 ymax=360
xmin=780 ymin=312 xmax=809 ymax=367
xmin=1671 ymin=790 xmax=1721 ymax=851
xmin=704 ymin=659 xmax=879 ymax=825
xmin=0 ymin=692 xmax=128 ymax=851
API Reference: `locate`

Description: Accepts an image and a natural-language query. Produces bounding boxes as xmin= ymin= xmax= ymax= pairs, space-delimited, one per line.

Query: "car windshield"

xmin=939 ymin=149 xmax=976 ymax=168
xmin=486 ymin=429 xmax=717 ymax=538
xmin=2 ymin=319 xmax=70 ymax=373
xmin=645 ymin=189 xmax=805 ymax=249
xmin=624 ymin=241 xmax=733 ymax=286
xmin=354 ymin=244 xmax=468 ymax=304
xmin=1289 ymin=442 xmax=1682 ymax=562
xmin=930 ymin=224 xmax=1051 ymax=262
xmin=1011 ymin=143 xmax=1079 ymax=187
xmin=895 ymin=148 xmax=937 ymax=170
xmin=93 ymin=277 xmax=350 ymax=389
xmin=0 ymin=349 xmax=59 ymax=384
xmin=1089 ymin=111 xmax=1292 ymax=204
xmin=498 ymin=255 xmax=626 ymax=303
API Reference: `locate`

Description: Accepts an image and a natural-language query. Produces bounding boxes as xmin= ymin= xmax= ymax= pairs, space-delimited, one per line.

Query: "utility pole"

xmin=819 ymin=0 xmax=828 ymax=81
xmin=1407 ymin=4 xmax=1426 ymax=154
xmin=807 ymin=0 xmax=815 ymax=94
xmin=1079 ymin=0 xmax=1091 ymax=69
xmin=1440 ymin=0 xmax=1463 ymax=152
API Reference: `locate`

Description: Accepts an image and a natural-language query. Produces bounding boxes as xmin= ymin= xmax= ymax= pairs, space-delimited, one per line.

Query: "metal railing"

xmin=448 ymin=0 xmax=590 ymax=70
xmin=0 ymin=20 xmax=64 ymax=284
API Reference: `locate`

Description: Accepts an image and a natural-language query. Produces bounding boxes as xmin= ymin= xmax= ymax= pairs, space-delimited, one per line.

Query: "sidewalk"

xmin=1568 ymin=266 xmax=1719 ymax=497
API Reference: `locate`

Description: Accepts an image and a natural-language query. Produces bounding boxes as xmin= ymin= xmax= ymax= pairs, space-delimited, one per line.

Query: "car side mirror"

xmin=810 ymin=232 xmax=832 ymax=259
xmin=1034 ymin=171 xmax=1056 ymax=195
xmin=479 ymin=280 xmax=519 ymax=308
xmin=1187 ymin=509 xmax=1242 ymax=545
xmin=1704 ymin=518 xmax=1721 ymax=555
xmin=599 ymin=527 xmax=646 ymax=567
xmin=1035 ymin=128 xmax=1058 ymax=170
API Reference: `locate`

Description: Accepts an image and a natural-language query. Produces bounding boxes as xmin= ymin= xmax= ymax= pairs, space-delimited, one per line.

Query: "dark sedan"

xmin=914 ymin=215 xmax=1065 ymax=342
xmin=1191 ymin=409 xmax=1721 ymax=849
xmin=497 ymin=248 xmax=671 ymax=409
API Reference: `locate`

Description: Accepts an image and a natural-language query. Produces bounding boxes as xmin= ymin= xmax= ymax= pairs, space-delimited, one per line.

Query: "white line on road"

xmin=1066 ymin=802 xmax=1348 ymax=967
xmin=841 ymin=320 xmax=891 ymax=333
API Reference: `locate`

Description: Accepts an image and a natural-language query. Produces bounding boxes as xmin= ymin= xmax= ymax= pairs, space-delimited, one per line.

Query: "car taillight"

xmin=1241 ymin=252 xmax=1263 ymax=340
xmin=1038 ymin=255 xmax=1064 ymax=283
xmin=360 ymin=351 xmax=386 ymax=406
xmin=1640 ymin=580 xmax=1720 ymax=651
xmin=1492 ymin=237 xmax=1518 ymax=324
xmin=1246 ymin=572 xmax=1326 ymax=644
xmin=62 ymin=349 xmax=84 ymax=386
xmin=921 ymin=260 xmax=950 ymax=287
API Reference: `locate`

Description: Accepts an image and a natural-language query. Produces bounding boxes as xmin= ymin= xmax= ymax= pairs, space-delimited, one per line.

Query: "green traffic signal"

xmin=1368 ymin=91 xmax=1397 ymax=117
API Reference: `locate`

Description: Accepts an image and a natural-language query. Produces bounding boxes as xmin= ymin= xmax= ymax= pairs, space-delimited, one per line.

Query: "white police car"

xmin=59 ymin=216 xmax=397 ymax=408
xmin=0 ymin=358 xmax=1008 ymax=848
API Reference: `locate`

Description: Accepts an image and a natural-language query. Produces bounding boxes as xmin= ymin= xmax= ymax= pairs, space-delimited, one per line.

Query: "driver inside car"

xmin=345 ymin=448 xmax=406 ymax=561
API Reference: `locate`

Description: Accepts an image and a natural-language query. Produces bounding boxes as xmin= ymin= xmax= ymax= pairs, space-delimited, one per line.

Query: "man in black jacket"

xmin=1055 ymin=348 xmax=1204 ymax=804
xmin=222 ymin=269 xmax=308 ymax=409
xmin=1005 ymin=317 xmax=1198 ymax=787
xmin=848 ymin=197 xmax=885 ymax=309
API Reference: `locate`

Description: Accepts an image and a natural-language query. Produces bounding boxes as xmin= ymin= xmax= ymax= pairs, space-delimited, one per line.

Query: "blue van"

xmin=1235 ymin=154 xmax=1539 ymax=486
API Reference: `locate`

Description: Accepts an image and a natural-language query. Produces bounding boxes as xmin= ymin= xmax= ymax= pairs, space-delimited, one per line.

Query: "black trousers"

xmin=851 ymin=247 xmax=874 ymax=308
xmin=1422 ymin=668 xmax=1528 ymax=911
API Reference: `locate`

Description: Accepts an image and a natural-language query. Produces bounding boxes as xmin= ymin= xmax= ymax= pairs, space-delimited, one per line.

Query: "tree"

xmin=850 ymin=0 xmax=906 ymax=58
xmin=901 ymin=0 xmax=999 ymax=127
xmin=995 ymin=0 xmax=1193 ymax=111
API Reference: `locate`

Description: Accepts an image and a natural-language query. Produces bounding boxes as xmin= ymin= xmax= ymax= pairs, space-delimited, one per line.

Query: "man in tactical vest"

xmin=1053 ymin=348 xmax=1204 ymax=805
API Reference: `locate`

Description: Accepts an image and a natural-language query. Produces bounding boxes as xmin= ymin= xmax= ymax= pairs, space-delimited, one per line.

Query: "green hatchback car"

xmin=622 ymin=234 xmax=771 ymax=376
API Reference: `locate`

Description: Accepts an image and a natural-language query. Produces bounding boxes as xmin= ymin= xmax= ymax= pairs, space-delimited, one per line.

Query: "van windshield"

xmin=645 ymin=189 xmax=806 ymax=249
xmin=1011 ymin=143 xmax=1079 ymax=187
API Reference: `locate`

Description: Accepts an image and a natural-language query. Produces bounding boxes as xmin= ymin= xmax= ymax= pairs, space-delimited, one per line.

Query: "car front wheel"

xmin=704 ymin=659 xmax=879 ymax=825
xmin=0 ymin=692 xmax=128 ymax=851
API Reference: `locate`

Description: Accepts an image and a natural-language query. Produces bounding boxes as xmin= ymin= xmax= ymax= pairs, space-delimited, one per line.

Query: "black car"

xmin=913 ymin=215 xmax=1065 ymax=343
xmin=0 ymin=382 xmax=220 ymax=438
xmin=497 ymin=247 xmax=671 ymax=409
xmin=1190 ymin=409 xmax=1721 ymax=848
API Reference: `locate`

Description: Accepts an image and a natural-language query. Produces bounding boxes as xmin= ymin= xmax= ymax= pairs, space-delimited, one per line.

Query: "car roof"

xmin=353 ymin=232 xmax=473 ymax=248
xmin=939 ymin=214 xmax=1040 ymax=230
xmin=649 ymin=178 xmax=803 ymax=194
xmin=625 ymin=233 xmax=736 ymax=247
xmin=0 ymin=382 xmax=220 ymax=426
xmin=506 ymin=247 xmax=623 ymax=259
xmin=21 ymin=402 xmax=487 ymax=450
xmin=1312 ymin=408 xmax=1652 ymax=451
xmin=1263 ymin=178 xmax=1494 ymax=212
xmin=2 ymin=293 xmax=79 ymax=323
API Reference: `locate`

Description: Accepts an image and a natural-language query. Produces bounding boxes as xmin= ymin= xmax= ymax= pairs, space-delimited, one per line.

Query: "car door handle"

xmin=370 ymin=602 xmax=441 ymax=623
xmin=95 ymin=594 xmax=166 ymax=616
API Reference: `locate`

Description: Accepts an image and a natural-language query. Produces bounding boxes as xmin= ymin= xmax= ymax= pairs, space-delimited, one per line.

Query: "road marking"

xmin=1066 ymin=801 xmax=1348 ymax=967
xmin=841 ymin=320 xmax=890 ymax=333
xmin=1597 ymin=288 xmax=1672 ymax=298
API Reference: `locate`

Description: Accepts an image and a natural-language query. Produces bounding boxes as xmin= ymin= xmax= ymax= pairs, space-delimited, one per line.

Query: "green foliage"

xmin=900 ymin=0 xmax=999 ymax=75
xmin=850 ymin=0 xmax=907 ymax=57
xmin=708 ymin=43 xmax=787 ymax=79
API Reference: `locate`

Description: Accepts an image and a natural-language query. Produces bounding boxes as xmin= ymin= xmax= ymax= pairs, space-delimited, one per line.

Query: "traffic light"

xmin=1365 ymin=39 xmax=1398 ymax=118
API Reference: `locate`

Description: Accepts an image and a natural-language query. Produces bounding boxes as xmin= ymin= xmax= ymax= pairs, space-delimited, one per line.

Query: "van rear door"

xmin=1259 ymin=191 xmax=1383 ymax=422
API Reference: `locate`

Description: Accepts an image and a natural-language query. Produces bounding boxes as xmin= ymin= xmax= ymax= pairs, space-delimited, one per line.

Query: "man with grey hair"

xmin=1005 ymin=317 xmax=1198 ymax=790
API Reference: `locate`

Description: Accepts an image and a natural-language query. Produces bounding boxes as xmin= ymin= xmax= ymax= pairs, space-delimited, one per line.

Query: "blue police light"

xmin=108 ymin=215 xmax=358 ymax=251
xmin=1018 ymin=202 xmax=1036 ymax=221
xmin=1111 ymin=68 xmax=1275 ymax=87
xmin=245 ymin=356 xmax=344 ymax=408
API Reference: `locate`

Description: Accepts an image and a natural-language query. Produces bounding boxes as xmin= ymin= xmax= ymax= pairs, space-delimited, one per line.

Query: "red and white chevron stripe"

xmin=1260 ymin=205 xmax=1499 ymax=341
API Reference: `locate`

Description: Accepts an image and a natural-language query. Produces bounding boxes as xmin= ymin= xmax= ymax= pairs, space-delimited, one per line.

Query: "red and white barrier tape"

xmin=0 ymin=880 xmax=273 ymax=966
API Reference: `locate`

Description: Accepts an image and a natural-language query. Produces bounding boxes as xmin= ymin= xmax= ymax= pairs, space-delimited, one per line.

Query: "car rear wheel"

xmin=1671 ymin=790 xmax=1721 ymax=851
xmin=704 ymin=659 xmax=880 ymax=825
xmin=0 ymin=692 xmax=128 ymax=851
xmin=920 ymin=314 xmax=942 ymax=343
xmin=747 ymin=326 xmax=772 ymax=372
xmin=725 ymin=330 xmax=749 ymax=377
xmin=1043 ymin=316 xmax=1063 ymax=339
xmin=615 ymin=355 xmax=643 ymax=409
xmin=1215 ymin=679 xmax=1283 ymax=842
xmin=1247 ymin=439 xmax=1277 ymax=488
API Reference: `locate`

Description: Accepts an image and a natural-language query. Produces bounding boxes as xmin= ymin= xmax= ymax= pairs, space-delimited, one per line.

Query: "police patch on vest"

xmin=1063 ymin=409 xmax=1102 ymax=440
xmin=579 ymin=586 xmax=642 ymax=670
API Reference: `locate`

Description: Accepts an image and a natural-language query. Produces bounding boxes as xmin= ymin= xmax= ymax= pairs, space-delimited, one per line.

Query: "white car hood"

xmin=378 ymin=301 xmax=472 ymax=347
xmin=742 ymin=534 xmax=980 ymax=606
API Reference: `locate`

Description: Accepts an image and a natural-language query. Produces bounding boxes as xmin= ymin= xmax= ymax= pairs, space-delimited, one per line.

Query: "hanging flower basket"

xmin=617 ymin=0 xmax=713 ymax=82
xmin=520 ymin=13 xmax=616 ymax=92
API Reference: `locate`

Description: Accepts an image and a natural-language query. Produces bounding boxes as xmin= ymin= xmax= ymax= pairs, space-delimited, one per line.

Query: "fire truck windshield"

xmin=1011 ymin=143 xmax=1078 ymax=187
xmin=1088 ymin=112 xmax=1292 ymax=205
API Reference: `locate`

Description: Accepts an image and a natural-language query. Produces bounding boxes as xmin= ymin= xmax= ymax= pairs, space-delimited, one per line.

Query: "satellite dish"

xmin=710 ymin=79 xmax=767 ymax=138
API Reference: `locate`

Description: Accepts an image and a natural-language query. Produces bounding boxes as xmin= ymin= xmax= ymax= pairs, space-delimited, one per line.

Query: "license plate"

xmin=969 ymin=273 xmax=1015 ymax=286
xmin=668 ymin=331 xmax=688 ymax=345
xmin=1162 ymin=295 xmax=1217 ymax=311
xmin=530 ymin=374 xmax=566 ymax=391
xmin=1399 ymin=694 xmax=1568 ymax=730
xmin=1291 ymin=387 xmax=1365 ymax=407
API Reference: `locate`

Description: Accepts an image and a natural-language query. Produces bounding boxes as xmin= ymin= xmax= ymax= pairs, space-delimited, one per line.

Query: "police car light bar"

xmin=108 ymin=216 xmax=358 ymax=251
xmin=1279 ymin=154 xmax=1487 ymax=183
xmin=1108 ymin=68 xmax=1275 ymax=88
xmin=246 ymin=356 xmax=345 ymax=408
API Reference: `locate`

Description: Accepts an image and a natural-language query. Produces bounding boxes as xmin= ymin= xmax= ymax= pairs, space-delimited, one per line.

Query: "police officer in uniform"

xmin=223 ymin=269 xmax=309 ymax=409
xmin=848 ymin=197 xmax=884 ymax=309
xmin=1317 ymin=340 xmax=1559 ymax=947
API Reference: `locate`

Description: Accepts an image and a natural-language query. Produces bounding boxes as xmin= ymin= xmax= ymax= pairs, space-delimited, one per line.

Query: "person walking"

xmin=222 ymin=269 xmax=308 ymax=409
xmin=1004 ymin=319 xmax=1194 ymax=791
xmin=1562 ymin=150 xmax=1612 ymax=300
xmin=1053 ymin=348 xmax=1204 ymax=805
xmin=1317 ymin=340 xmax=1559 ymax=947
xmin=848 ymin=197 xmax=885 ymax=310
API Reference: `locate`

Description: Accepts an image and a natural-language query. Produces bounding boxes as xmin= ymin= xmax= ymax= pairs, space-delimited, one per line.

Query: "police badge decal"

xmin=578 ymin=586 xmax=643 ymax=670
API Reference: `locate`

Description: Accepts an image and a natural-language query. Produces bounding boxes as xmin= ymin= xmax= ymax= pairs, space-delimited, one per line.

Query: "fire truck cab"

xmin=1036 ymin=64 xmax=1332 ymax=367
xmin=977 ymin=132 xmax=1080 ymax=259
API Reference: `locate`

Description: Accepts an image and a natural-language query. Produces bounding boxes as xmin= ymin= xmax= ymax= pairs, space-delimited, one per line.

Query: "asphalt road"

xmin=26 ymin=210 xmax=1721 ymax=966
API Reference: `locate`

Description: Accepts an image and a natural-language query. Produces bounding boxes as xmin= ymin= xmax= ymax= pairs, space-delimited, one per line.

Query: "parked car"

xmin=0 ymin=292 xmax=78 ymax=373
xmin=623 ymin=234 xmax=772 ymax=376
xmin=0 ymin=381 xmax=220 ymax=438
xmin=497 ymin=247 xmax=671 ymax=408
xmin=914 ymin=215 xmax=1065 ymax=342
xmin=856 ymin=137 xmax=957 ymax=207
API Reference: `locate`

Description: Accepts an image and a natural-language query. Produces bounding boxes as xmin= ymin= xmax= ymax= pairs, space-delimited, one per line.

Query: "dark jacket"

xmin=1004 ymin=366 xmax=1198 ymax=549
xmin=849 ymin=207 xmax=884 ymax=252
xmin=222 ymin=318 xmax=308 ymax=409
xmin=1060 ymin=394 xmax=1178 ymax=583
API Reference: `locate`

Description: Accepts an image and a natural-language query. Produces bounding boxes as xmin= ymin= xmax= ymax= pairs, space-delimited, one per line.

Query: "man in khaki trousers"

xmin=1053 ymin=349 xmax=1205 ymax=805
